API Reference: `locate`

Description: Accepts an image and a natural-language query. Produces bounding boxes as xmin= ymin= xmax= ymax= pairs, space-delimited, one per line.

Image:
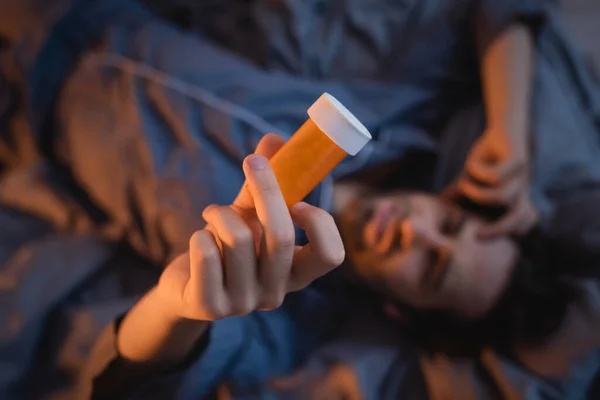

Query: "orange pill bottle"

xmin=269 ymin=93 xmax=372 ymax=208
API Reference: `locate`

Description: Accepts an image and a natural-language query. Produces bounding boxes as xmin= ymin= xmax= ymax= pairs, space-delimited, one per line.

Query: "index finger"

xmin=466 ymin=157 xmax=523 ymax=186
xmin=457 ymin=176 xmax=523 ymax=206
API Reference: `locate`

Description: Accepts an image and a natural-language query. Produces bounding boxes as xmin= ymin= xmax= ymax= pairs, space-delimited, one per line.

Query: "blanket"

xmin=1 ymin=0 xmax=600 ymax=398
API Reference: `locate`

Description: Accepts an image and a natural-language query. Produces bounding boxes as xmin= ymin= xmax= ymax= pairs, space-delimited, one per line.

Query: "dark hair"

xmin=390 ymin=200 xmax=580 ymax=356
xmin=339 ymin=149 xmax=438 ymax=193
xmin=343 ymin=161 xmax=584 ymax=352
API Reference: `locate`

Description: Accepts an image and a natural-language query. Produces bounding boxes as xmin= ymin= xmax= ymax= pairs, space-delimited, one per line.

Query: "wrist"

xmin=117 ymin=287 xmax=210 ymax=364
xmin=150 ymin=286 xmax=209 ymax=329
xmin=486 ymin=116 xmax=529 ymax=141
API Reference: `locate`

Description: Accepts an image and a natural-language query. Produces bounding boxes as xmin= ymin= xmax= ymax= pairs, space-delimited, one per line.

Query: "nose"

xmin=402 ymin=214 xmax=448 ymax=250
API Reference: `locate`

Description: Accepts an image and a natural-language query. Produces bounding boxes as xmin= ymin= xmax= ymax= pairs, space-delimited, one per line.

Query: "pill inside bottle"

xmin=269 ymin=93 xmax=372 ymax=208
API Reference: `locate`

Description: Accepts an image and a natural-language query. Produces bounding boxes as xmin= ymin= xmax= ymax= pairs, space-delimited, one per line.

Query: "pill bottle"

xmin=269 ymin=93 xmax=372 ymax=208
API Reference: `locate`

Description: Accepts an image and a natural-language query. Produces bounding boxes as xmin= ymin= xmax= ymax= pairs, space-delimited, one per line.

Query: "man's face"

xmin=338 ymin=190 xmax=519 ymax=319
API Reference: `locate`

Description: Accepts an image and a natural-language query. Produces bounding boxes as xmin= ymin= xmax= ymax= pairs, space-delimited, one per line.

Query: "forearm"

xmin=117 ymin=287 xmax=209 ymax=372
xmin=480 ymin=23 xmax=534 ymax=136
xmin=87 ymin=287 xmax=340 ymax=399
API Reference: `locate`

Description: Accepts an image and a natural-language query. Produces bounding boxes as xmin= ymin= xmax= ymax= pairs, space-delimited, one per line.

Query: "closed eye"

xmin=422 ymin=247 xmax=451 ymax=290
xmin=441 ymin=211 xmax=466 ymax=237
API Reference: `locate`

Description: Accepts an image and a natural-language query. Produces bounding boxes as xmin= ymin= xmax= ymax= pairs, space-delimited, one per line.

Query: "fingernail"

xmin=247 ymin=154 xmax=267 ymax=170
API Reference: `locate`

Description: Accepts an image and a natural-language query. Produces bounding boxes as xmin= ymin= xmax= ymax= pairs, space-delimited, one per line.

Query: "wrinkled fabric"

xmin=0 ymin=0 xmax=600 ymax=399
xmin=78 ymin=2 xmax=600 ymax=400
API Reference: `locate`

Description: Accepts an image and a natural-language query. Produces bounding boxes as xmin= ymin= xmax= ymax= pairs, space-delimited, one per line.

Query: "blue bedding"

xmin=1 ymin=0 xmax=600 ymax=398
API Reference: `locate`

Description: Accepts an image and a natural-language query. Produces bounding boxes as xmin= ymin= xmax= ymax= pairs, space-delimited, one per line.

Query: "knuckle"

xmin=212 ymin=204 xmax=230 ymax=214
xmin=190 ymin=231 xmax=220 ymax=263
xmin=259 ymin=180 xmax=282 ymax=197
xmin=250 ymin=167 xmax=283 ymax=198
xmin=230 ymin=294 xmax=257 ymax=316
xmin=259 ymin=292 xmax=285 ymax=311
xmin=213 ymin=205 xmax=235 ymax=220
xmin=288 ymin=280 xmax=309 ymax=293
xmin=198 ymin=245 xmax=220 ymax=265
xmin=323 ymin=244 xmax=346 ymax=266
xmin=203 ymin=300 xmax=229 ymax=320
xmin=201 ymin=203 xmax=218 ymax=217
xmin=230 ymin=225 xmax=254 ymax=248
xmin=189 ymin=229 xmax=206 ymax=248
xmin=273 ymin=227 xmax=296 ymax=249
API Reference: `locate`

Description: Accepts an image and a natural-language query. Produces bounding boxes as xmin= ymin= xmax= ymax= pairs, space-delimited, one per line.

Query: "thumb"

xmin=234 ymin=133 xmax=285 ymax=210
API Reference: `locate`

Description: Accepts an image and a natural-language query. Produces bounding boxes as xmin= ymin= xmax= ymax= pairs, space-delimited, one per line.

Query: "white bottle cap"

xmin=307 ymin=93 xmax=372 ymax=156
